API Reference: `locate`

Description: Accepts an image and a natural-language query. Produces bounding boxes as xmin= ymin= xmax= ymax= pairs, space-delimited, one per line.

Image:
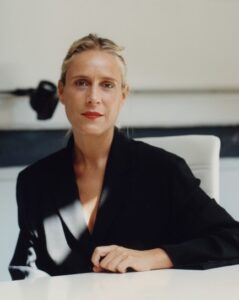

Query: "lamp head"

xmin=30 ymin=81 xmax=58 ymax=120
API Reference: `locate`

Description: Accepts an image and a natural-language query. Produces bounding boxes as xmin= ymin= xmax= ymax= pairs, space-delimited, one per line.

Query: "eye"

xmin=74 ymin=79 xmax=89 ymax=87
xmin=101 ymin=81 xmax=115 ymax=89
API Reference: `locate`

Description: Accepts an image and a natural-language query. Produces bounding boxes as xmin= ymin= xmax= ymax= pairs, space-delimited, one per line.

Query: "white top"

xmin=0 ymin=265 xmax=238 ymax=300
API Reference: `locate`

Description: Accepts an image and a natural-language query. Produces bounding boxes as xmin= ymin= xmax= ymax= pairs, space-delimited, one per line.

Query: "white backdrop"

xmin=1 ymin=0 xmax=239 ymax=90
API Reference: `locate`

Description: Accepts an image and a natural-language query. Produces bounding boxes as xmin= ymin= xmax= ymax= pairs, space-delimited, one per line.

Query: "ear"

xmin=57 ymin=80 xmax=65 ymax=104
xmin=120 ymin=84 xmax=129 ymax=106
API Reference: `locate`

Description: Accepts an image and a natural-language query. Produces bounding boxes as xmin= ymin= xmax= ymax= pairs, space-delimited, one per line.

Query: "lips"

xmin=82 ymin=111 xmax=103 ymax=119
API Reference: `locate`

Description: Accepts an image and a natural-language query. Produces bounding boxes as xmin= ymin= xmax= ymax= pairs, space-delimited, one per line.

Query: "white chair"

xmin=137 ymin=135 xmax=221 ymax=202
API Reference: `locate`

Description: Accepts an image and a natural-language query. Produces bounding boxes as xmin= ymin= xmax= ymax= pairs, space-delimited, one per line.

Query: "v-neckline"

xmin=74 ymin=156 xmax=111 ymax=237
xmin=55 ymin=127 xmax=134 ymax=244
xmin=73 ymin=156 xmax=112 ymax=238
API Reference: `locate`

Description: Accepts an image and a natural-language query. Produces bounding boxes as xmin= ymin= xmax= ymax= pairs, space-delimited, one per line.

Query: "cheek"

xmin=107 ymin=100 xmax=123 ymax=120
xmin=64 ymin=90 xmax=84 ymax=107
xmin=63 ymin=97 xmax=79 ymax=116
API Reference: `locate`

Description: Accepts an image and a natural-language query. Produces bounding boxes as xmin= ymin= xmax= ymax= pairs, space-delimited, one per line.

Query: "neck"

xmin=72 ymin=128 xmax=114 ymax=168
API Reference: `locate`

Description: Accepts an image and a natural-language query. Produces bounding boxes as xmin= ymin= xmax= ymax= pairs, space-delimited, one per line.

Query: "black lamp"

xmin=0 ymin=80 xmax=59 ymax=120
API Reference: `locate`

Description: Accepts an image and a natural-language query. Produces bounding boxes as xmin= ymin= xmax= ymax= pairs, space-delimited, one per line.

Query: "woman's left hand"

xmin=91 ymin=245 xmax=173 ymax=273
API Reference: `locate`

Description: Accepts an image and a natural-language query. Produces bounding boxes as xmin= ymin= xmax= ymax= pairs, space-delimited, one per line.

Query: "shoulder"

xmin=116 ymin=129 xmax=181 ymax=165
xmin=17 ymin=147 xmax=67 ymax=183
xmin=130 ymin=138 xmax=183 ymax=169
xmin=115 ymin=129 xmax=186 ymax=174
xmin=130 ymin=138 xmax=198 ymax=190
xmin=15 ymin=147 xmax=70 ymax=227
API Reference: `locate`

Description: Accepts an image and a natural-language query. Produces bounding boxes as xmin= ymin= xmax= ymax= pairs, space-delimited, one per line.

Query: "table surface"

xmin=0 ymin=265 xmax=238 ymax=300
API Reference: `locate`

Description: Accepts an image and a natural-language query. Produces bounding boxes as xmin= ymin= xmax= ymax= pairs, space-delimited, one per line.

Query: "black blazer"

xmin=9 ymin=129 xmax=239 ymax=279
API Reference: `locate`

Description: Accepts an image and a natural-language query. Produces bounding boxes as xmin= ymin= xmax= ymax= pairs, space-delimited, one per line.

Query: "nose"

xmin=86 ymin=85 xmax=101 ymax=105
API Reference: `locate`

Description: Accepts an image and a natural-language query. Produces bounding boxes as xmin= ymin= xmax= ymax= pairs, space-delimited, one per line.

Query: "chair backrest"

xmin=136 ymin=135 xmax=220 ymax=202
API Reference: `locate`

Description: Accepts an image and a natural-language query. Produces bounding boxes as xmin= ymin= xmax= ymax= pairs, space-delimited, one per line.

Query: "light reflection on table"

xmin=0 ymin=265 xmax=238 ymax=300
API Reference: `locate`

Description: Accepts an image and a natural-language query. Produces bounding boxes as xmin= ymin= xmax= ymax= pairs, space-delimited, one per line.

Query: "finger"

xmin=91 ymin=245 xmax=117 ymax=267
xmin=117 ymin=256 xmax=135 ymax=273
xmin=101 ymin=252 xmax=127 ymax=272
xmin=92 ymin=265 xmax=104 ymax=273
xmin=99 ymin=246 xmax=122 ymax=268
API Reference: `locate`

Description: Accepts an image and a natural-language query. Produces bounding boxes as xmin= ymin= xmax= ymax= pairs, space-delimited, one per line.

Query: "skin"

xmin=58 ymin=49 xmax=173 ymax=273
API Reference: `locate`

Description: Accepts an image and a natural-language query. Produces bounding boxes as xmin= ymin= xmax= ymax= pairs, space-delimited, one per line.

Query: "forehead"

xmin=66 ymin=50 xmax=124 ymax=80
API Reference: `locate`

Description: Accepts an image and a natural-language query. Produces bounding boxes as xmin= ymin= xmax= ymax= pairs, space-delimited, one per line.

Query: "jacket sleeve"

xmin=9 ymin=172 xmax=50 ymax=280
xmin=162 ymin=157 xmax=239 ymax=269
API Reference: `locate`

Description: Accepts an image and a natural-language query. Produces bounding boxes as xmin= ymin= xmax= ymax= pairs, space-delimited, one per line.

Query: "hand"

xmin=91 ymin=245 xmax=173 ymax=273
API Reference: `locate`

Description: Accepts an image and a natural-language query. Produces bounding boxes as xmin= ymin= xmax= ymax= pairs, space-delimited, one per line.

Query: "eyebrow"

xmin=71 ymin=75 xmax=119 ymax=83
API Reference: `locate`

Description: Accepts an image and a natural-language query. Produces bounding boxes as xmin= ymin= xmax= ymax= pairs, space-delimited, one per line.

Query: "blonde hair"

xmin=60 ymin=33 xmax=127 ymax=87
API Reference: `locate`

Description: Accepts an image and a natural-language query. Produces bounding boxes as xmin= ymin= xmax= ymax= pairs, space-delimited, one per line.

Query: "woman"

xmin=9 ymin=34 xmax=239 ymax=280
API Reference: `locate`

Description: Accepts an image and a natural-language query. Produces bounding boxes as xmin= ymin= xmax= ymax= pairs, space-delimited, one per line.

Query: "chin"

xmin=76 ymin=124 xmax=113 ymax=137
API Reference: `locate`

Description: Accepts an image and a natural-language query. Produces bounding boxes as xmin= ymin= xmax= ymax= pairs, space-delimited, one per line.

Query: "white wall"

xmin=1 ymin=0 xmax=239 ymax=129
xmin=0 ymin=168 xmax=21 ymax=282
xmin=220 ymin=159 xmax=239 ymax=219
xmin=1 ymin=0 xmax=239 ymax=89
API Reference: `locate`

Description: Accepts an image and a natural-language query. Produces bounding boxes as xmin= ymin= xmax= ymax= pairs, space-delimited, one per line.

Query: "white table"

xmin=0 ymin=265 xmax=238 ymax=300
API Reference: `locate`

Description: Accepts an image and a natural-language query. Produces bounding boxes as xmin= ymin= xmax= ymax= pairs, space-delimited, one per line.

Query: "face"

xmin=58 ymin=50 xmax=128 ymax=137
